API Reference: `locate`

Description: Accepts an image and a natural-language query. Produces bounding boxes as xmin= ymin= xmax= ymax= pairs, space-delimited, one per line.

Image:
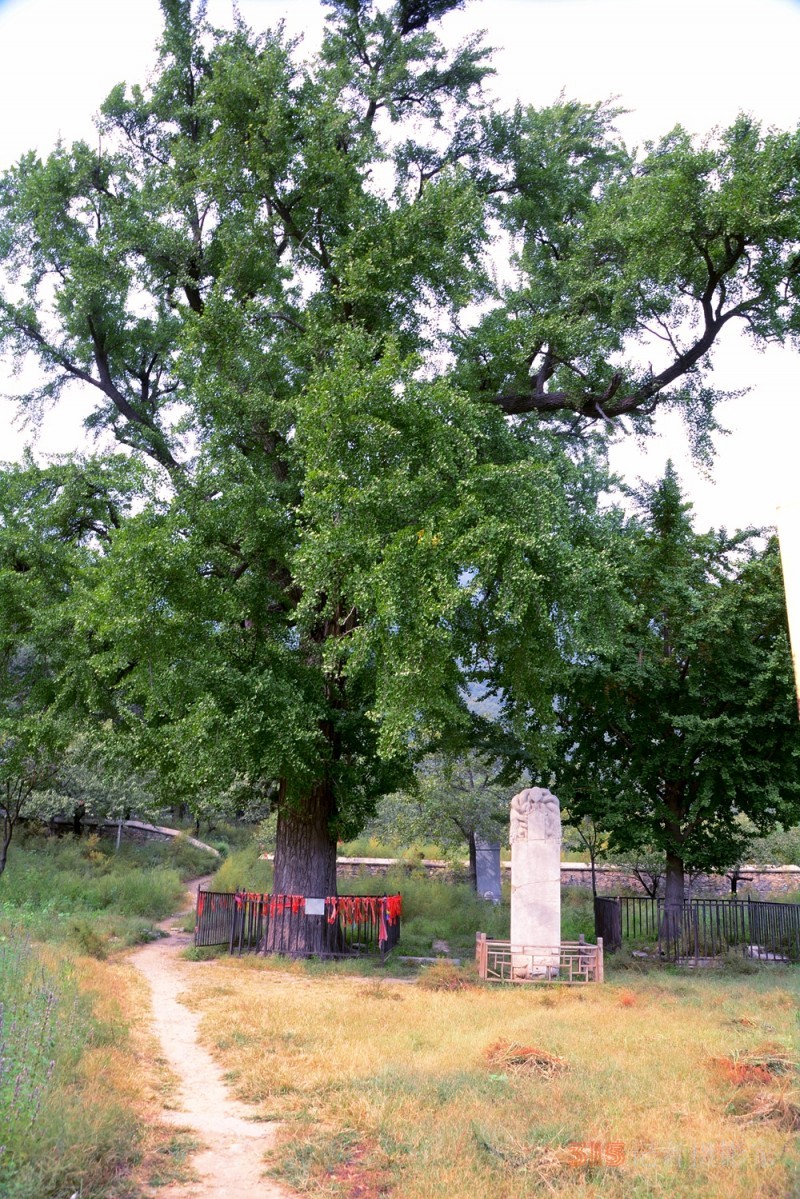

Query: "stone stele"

xmin=509 ymin=786 xmax=561 ymax=977
xmin=474 ymin=838 xmax=502 ymax=904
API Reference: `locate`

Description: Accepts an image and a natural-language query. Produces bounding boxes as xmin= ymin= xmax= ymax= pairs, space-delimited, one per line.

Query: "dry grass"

xmin=734 ymin=1086 xmax=800 ymax=1132
xmin=69 ymin=954 xmax=203 ymax=1194
xmin=174 ymin=961 xmax=800 ymax=1199
xmin=417 ymin=960 xmax=477 ymax=991
xmin=708 ymin=1043 xmax=800 ymax=1134
xmin=484 ymin=1038 xmax=567 ymax=1076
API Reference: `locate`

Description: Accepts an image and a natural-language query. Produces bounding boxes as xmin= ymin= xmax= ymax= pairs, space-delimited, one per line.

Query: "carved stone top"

xmin=510 ymin=787 xmax=561 ymax=845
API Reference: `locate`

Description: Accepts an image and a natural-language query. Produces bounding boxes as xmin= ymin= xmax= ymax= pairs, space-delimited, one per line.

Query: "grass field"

xmin=0 ymin=928 xmax=204 ymax=1199
xmin=2 ymin=833 xmax=799 ymax=1198
xmin=179 ymin=955 xmax=799 ymax=1199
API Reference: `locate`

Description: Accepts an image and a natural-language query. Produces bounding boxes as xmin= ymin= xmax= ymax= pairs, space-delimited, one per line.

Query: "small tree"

xmin=556 ymin=465 xmax=800 ymax=933
xmin=562 ymin=815 xmax=606 ymax=898
xmin=383 ymin=753 xmax=512 ymax=888
xmin=0 ymin=720 xmax=63 ymax=876
xmin=0 ymin=457 xmax=137 ymax=875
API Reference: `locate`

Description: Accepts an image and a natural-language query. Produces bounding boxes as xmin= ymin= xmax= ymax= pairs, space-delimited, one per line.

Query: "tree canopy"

xmin=0 ymin=455 xmax=138 ymax=872
xmin=554 ymin=464 xmax=800 ymax=911
xmin=2 ymin=0 xmax=800 ymax=902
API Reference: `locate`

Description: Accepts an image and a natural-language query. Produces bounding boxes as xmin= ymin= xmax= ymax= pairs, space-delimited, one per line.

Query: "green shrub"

xmin=69 ymin=920 xmax=108 ymax=959
xmin=210 ymin=843 xmax=273 ymax=892
xmin=561 ymin=887 xmax=596 ymax=941
xmin=115 ymin=833 xmax=218 ymax=880
xmin=0 ymin=834 xmax=192 ymax=953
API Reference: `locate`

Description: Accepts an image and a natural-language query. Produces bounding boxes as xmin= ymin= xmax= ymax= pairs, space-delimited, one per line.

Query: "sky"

xmin=0 ymin=0 xmax=799 ymax=531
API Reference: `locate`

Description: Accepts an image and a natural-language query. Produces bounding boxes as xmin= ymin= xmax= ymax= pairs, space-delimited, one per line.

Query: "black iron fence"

xmin=194 ymin=890 xmax=237 ymax=948
xmin=594 ymin=895 xmax=800 ymax=962
xmin=195 ymin=890 xmax=401 ymax=960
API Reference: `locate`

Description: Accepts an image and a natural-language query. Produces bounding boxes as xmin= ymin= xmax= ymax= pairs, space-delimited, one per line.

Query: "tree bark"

xmin=661 ymin=849 xmax=686 ymax=955
xmin=468 ymin=830 xmax=477 ymax=892
xmin=265 ymin=779 xmax=339 ymax=955
xmin=0 ymin=824 xmax=11 ymax=877
xmin=72 ymin=803 xmax=85 ymax=837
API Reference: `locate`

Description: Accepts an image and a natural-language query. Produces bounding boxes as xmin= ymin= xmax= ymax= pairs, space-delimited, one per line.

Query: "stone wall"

xmin=47 ymin=816 xmax=220 ymax=857
xmin=335 ymin=856 xmax=800 ymax=897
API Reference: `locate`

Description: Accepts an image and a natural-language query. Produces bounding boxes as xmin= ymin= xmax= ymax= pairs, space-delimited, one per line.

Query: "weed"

xmin=733 ymin=1085 xmax=800 ymax=1131
xmin=0 ymin=932 xmax=144 ymax=1199
xmin=709 ymin=1043 xmax=796 ymax=1087
xmin=69 ymin=919 xmax=109 ymax=959
xmin=483 ymin=1039 xmax=567 ymax=1076
xmin=417 ymin=960 xmax=477 ymax=991
xmin=146 ymin=1129 xmax=201 ymax=1187
xmin=182 ymin=945 xmax=222 ymax=962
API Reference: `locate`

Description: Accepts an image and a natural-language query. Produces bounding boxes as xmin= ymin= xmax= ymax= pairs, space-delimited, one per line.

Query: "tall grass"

xmin=0 ymin=932 xmax=140 ymax=1198
xmin=210 ymin=842 xmax=274 ymax=893
xmin=0 ymin=832 xmax=212 ymax=955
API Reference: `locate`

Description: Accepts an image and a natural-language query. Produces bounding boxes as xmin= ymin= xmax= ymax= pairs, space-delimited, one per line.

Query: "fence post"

xmin=596 ymin=937 xmax=604 ymax=984
xmin=475 ymin=931 xmax=487 ymax=980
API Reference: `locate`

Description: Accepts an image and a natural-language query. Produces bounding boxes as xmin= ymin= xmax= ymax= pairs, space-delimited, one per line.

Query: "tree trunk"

xmin=468 ymin=830 xmax=477 ymax=892
xmin=265 ymin=780 xmax=338 ymax=955
xmin=0 ymin=823 xmax=11 ymax=877
xmin=660 ymin=850 xmax=686 ymax=957
xmin=589 ymin=845 xmax=597 ymax=899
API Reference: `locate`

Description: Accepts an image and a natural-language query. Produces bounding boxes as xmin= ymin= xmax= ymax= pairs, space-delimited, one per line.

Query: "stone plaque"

xmin=475 ymin=838 xmax=502 ymax=903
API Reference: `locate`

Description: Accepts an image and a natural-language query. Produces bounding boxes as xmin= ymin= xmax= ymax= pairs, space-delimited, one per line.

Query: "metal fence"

xmin=594 ymin=895 xmax=800 ymax=962
xmin=194 ymin=890 xmax=238 ymax=948
xmin=195 ymin=890 xmax=401 ymax=960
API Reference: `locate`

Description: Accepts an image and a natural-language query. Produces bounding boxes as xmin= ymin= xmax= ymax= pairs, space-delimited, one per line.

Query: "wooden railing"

xmin=475 ymin=933 xmax=603 ymax=984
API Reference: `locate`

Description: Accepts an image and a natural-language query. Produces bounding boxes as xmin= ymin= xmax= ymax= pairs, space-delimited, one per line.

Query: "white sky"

xmin=0 ymin=0 xmax=799 ymax=530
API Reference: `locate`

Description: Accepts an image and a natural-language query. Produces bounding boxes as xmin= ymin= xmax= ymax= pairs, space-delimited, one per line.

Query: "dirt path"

xmin=132 ymin=879 xmax=290 ymax=1199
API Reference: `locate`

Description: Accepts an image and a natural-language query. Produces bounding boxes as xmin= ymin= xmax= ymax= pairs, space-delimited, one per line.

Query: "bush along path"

xmin=132 ymin=878 xmax=289 ymax=1199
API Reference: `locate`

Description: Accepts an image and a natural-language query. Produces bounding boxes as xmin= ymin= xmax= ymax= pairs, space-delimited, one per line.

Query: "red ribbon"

xmin=223 ymin=891 xmax=401 ymax=935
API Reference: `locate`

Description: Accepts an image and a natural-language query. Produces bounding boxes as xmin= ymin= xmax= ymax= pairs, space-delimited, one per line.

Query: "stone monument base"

xmin=475 ymin=933 xmax=604 ymax=985
xmin=511 ymin=946 xmax=561 ymax=980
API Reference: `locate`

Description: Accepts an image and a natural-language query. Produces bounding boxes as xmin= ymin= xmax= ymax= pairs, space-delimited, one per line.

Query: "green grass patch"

xmin=210 ymin=842 xmax=274 ymax=893
xmin=0 ymin=832 xmax=208 ymax=954
xmin=145 ymin=1129 xmax=201 ymax=1188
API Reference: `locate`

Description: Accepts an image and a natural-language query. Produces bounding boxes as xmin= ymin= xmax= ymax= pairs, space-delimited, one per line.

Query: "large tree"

xmin=554 ymin=464 xmax=800 ymax=927
xmin=2 ymin=0 xmax=800 ymax=913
